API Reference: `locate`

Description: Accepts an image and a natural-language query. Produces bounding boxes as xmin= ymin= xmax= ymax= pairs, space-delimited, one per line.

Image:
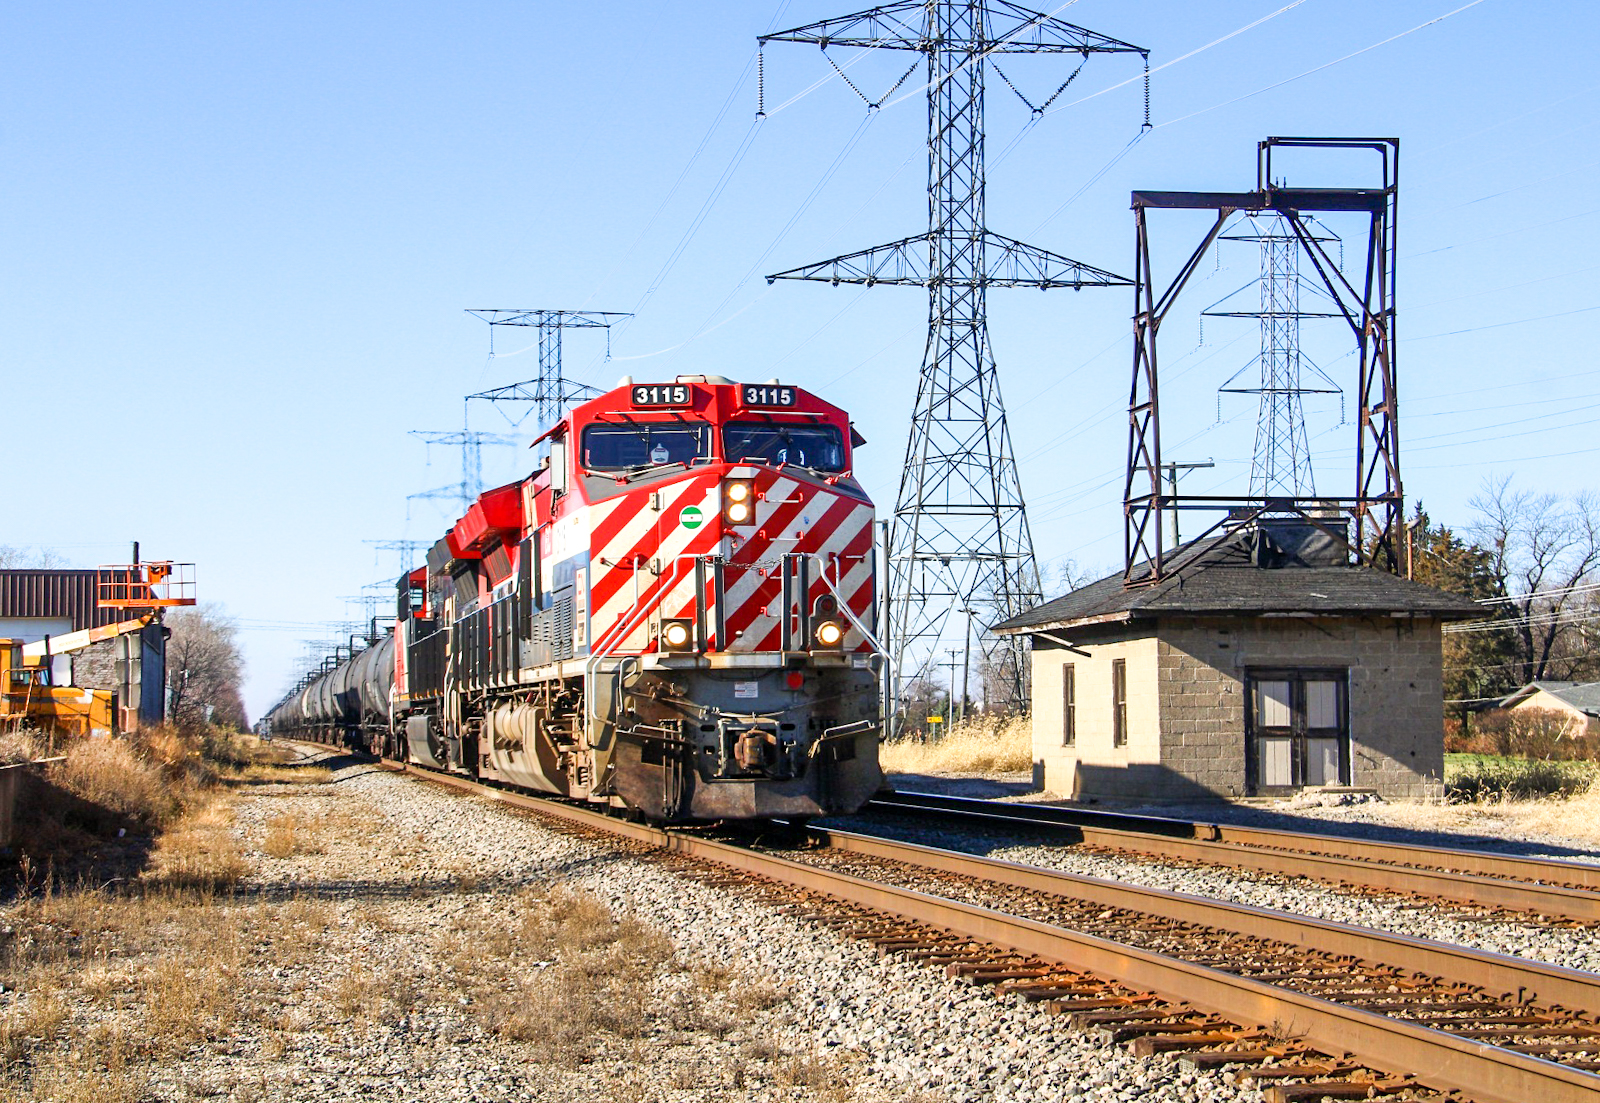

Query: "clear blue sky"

xmin=6 ymin=0 xmax=1596 ymax=720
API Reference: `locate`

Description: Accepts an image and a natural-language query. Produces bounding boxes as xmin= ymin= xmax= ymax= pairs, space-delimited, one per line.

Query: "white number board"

xmin=631 ymin=384 xmax=691 ymax=406
xmin=741 ymin=384 xmax=796 ymax=408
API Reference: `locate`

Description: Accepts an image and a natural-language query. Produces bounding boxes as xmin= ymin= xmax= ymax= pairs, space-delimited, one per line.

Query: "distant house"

xmin=993 ymin=522 xmax=1483 ymax=802
xmin=1497 ymin=682 xmax=1600 ymax=734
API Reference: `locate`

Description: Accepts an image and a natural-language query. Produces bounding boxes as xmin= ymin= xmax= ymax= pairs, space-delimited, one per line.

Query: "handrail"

xmin=816 ymin=552 xmax=888 ymax=657
xmin=582 ymin=553 xmax=704 ymax=735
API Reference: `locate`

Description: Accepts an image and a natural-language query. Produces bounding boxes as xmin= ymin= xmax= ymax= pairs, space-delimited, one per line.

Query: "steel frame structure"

xmin=762 ymin=1 xmax=1145 ymax=716
xmin=466 ymin=309 xmax=631 ymax=432
xmin=1125 ymin=137 xmax=1400 ymax=586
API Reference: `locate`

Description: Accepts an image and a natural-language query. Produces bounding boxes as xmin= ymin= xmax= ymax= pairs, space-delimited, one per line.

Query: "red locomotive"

xmin=266 ymin=374 xmax=885 ymax=822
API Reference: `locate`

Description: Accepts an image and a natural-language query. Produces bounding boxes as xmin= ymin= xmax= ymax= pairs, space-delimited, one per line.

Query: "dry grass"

xmin=437 ymin=884 xmax=678 ymax=1062
xmin=1359 ymin=775 xmax=1600 ymax=850
xmin=46 ymin=737 xmax=184 ymax=829
xmin=0 ymin=868 xmax=251 ymax=1100
xmin=261 ymin=811 xmax=330 ymax=858
xmin=142 ymin=799 xmax=248 ymax=892
xmin=7 ymin=723 xmax=304 ymax=867
xmin=1511 ymin=777 xmax=1600 ymax=845
xmin=879 ymin=713 xmax=1033 ymax=775
xmin=235 ymin=763 xmax=333 ymax=785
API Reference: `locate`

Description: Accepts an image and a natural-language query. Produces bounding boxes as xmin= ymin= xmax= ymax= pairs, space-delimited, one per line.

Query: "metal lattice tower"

xmin=407 ymin=427 xmax=520 ymax=514
xmin=761 ymin=2 xmax=1146 ymax=718
xmin=1207 ymin=215 xmax=1341 ymax=500
xmin=466 ymin=310 xmax=632 ymax=432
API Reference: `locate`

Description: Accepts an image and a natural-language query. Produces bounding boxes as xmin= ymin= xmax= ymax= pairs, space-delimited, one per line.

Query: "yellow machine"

xmin=1 ymin=638 xmax=115 ymax=739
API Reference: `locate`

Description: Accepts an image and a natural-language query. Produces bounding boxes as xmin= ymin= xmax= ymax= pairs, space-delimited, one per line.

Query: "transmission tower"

xmin=1205 ymin=215 xmax=1341 ymax=500
xmin=466 ymin=309 xmax=632 ymax=432
xmin=407 ymin=426 xmax=520 ymax=515
xmin=363 ymin=538 xmax=430 ymax=579
xmin=761 ymin=2 xmax=1146 ymax=719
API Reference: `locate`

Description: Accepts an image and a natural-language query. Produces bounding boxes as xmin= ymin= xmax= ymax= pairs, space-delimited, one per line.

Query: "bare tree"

xmin=1470 ymin=477 xmax=1600 ymax=683
xmin=0 ymin=545 xmax=68 ymax=568
xmin=165 ymin=604 xmax=248 ymax=729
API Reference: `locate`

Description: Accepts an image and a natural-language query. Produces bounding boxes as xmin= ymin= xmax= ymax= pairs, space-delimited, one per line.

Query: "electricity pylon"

xmin=407 ymin=427 xmax=520 ymax=515
xmin=1206 ymin=215 xmax=1342 ymax=500
xmin=761 ymin=1 xmax=1146 ymax=723
xmin=466 ymin=309 xmax=632 ymax=432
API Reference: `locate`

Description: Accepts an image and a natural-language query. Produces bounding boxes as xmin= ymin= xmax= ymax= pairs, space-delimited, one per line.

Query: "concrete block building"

xmin=993 ymin=524 xmax=1482 ymax=802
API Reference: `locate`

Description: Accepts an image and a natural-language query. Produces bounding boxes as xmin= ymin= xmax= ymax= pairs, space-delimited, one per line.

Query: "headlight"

xmin=723 ymin=481 xmax=755 ymax=526
xmin=812 ymin=619 xmax=844 ymax=649
xmin=660 ymin=618 xmax=696 ymax=652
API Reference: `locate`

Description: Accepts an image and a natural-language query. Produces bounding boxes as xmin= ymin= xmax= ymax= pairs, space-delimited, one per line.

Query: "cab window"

xmin=581 ymin=421 xmax=711 ymax=472
xmin=723 ymin=423 xmax=846 ymax=472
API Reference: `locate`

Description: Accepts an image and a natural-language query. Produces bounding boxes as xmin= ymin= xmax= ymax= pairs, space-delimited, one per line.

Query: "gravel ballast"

xmin=193 ymin=752 xmax=1264 ymax=1103
xmin=825 ymin=810 xmax=1600 ymax=978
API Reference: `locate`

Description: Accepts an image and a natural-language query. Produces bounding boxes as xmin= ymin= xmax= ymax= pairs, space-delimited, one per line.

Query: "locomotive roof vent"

xmin=675 ymin=374 xmax=735 ymax=385
xmin=616 ymin=374 xmax=634 ymax=387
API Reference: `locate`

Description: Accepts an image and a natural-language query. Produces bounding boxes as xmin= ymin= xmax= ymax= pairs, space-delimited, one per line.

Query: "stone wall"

xmin=1028 ymin=615 xmax=1447 ymax=802
xmin=71 ymin=637 xmax=121 ymax=692
xmin=1158 ymin=616 xmax=1445 ymax=801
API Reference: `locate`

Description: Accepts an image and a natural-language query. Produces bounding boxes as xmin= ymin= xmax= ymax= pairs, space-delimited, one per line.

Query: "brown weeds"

xmin=879 ymin=713 xmax=1033 ymax=775
xmin=142 ymin=799 xmax=248 ymax=892
xmin=261 ymin=811 xmax=330 ymax=859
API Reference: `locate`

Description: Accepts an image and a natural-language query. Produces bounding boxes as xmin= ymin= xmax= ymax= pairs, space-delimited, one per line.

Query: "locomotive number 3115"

xmin=742 ymin=385 xmax=796 ymax=407
xmin=632 ymin=384 xmax=690 ymax=406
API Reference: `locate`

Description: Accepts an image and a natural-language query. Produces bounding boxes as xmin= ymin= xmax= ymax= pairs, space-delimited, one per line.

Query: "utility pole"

xmin=943 ymin=648 xmax=962 ymax=725
xmin=1161 ymin=461 xmax=1214 ymax=550
xmin=466 ymin=309 xmax=632 ymax=433
xmin=761 ymin=2 xmax=1147 ymax=731
xmin=958 ymin=605 xmax=978 ymax=724
xmin=364 ymin=539 xmax=429 ymax=579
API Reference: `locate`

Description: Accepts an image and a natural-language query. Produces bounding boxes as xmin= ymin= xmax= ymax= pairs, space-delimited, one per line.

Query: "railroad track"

xmin=864 ymin=790 xmax=1600 ymax=925
xmin=349 ymin=751 xmax=1600 ymax=1103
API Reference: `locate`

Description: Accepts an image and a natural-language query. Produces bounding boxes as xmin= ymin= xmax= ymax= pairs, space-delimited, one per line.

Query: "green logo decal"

xmin=680 ymin=505 xmax=704 ymax=530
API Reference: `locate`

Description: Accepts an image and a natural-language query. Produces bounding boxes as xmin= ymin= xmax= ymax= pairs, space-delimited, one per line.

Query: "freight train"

xmin=261 ymin=375 xmax=885 ymax=822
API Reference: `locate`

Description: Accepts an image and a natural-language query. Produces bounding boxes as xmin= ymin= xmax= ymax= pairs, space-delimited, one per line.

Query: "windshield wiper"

xmin=615 ymin=458 xmax=696 ymax=481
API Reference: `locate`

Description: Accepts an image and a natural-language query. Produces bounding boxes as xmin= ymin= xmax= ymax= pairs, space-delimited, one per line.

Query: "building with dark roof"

xmin=1497 ymin=682 xmax=1600 ymax=731
xmin=993 ymin=521 xmax=1483 ymax=801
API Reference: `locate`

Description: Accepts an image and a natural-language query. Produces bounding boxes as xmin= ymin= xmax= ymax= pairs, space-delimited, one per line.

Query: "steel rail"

xmin=372 ymin=758 xmax=1600 ymax=1103
xmin=807 ymin=825 xmax=1600 ymax=1014
xmin=869 ymin=791 xmax=1600 ymax=922
xmin=875 ymin=790 xmax=1600 ymax=890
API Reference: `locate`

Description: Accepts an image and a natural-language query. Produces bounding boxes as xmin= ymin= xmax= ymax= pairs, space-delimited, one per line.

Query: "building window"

xmin=1062 ymin=664 xmax=1076 ymax=746
xmin=1111 ymin=658 xmax=1127 ymax=747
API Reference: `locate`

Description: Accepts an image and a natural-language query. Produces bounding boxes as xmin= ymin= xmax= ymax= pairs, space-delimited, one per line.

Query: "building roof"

xmin=1498 ymin=681 xmax=1600 ymax=717
xmin=993 ymin=524 xmax=1486 ymax=634
xmin=0 ymin=569 xmax=127 ymax=632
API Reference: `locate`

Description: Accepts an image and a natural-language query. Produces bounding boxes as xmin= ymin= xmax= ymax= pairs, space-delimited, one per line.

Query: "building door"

xmin=1246 ymin=671 xmax=1348 ymax=794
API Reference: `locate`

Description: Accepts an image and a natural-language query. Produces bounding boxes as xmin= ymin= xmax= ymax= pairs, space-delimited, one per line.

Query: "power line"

xmin=1152 ymin=0 xmax=1494 ymax=129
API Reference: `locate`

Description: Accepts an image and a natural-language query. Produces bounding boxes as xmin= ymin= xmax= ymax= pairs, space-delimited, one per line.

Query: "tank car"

xmin=263 ymin=374 xmax=885 ymax=822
